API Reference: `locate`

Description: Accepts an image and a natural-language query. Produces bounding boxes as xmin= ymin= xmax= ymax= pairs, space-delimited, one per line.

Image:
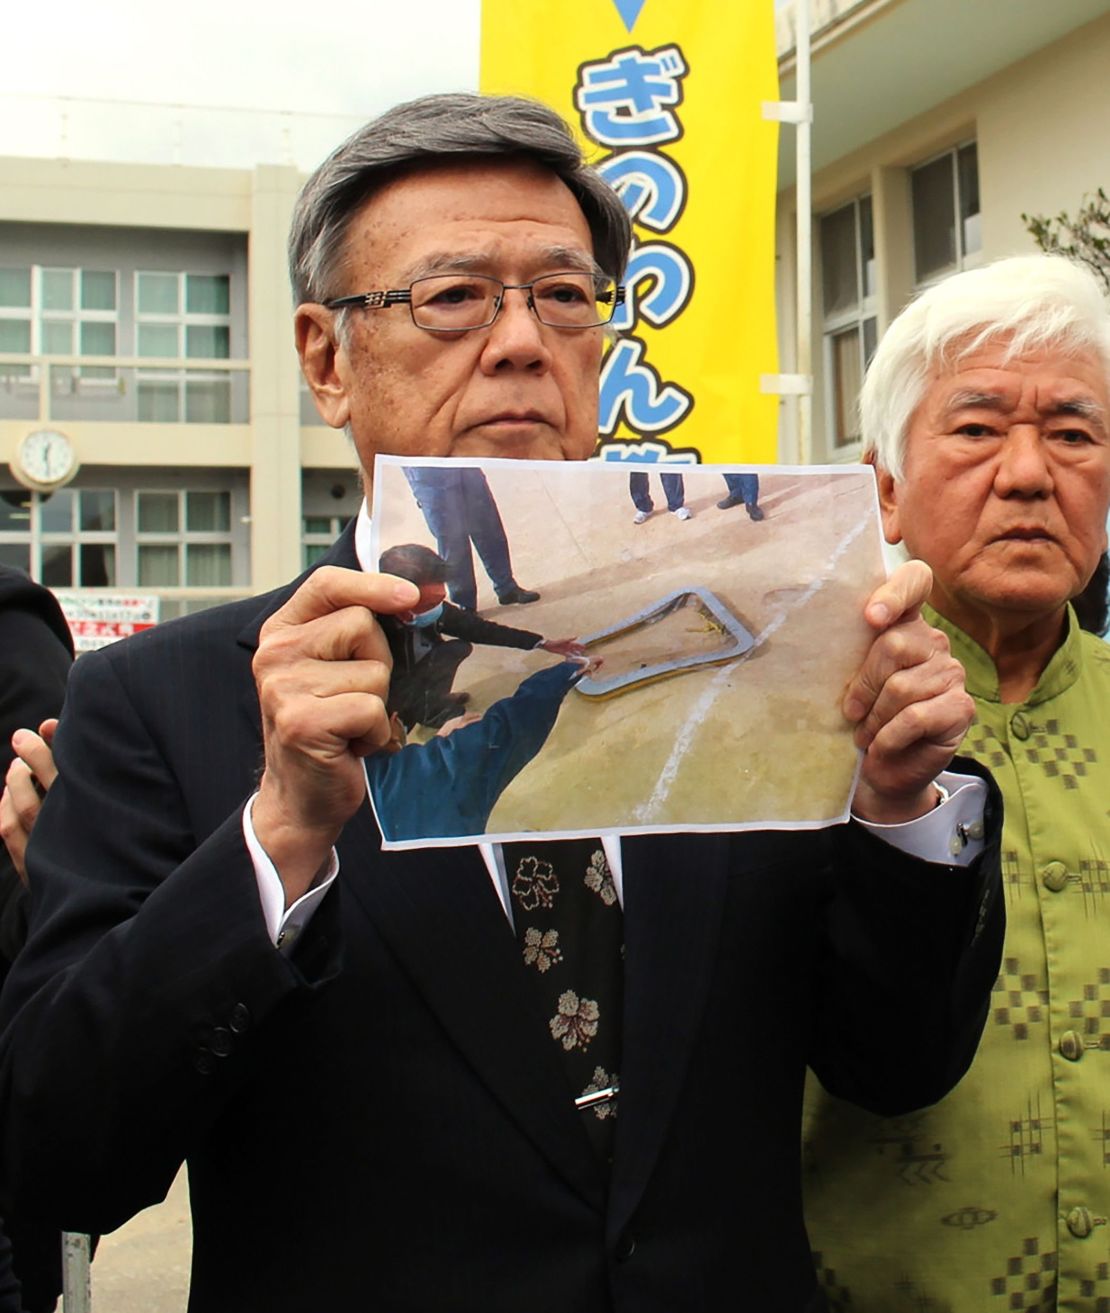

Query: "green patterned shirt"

xmin=803 ymin=605 xmax=1110 ymax=1313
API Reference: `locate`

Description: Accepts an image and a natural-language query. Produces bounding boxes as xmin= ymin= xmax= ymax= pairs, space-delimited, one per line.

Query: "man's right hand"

xmin=251 ymin=567 xmax=418 ymax=906
xmin=540 ymin=638 xmax=588 ymax=658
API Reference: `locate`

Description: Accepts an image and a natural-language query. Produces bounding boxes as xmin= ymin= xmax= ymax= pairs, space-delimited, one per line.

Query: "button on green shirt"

xmin=803 ymin=605 xmax=1110 ymax=1312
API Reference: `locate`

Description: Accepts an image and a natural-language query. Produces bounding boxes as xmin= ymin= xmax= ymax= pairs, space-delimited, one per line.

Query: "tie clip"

xmin=575 ymin=1083 xmax=619 ymax=1111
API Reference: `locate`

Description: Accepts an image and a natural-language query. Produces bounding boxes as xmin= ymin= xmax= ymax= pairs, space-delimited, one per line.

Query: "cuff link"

xmin=948 ymin=816 xmax=985 ymax=856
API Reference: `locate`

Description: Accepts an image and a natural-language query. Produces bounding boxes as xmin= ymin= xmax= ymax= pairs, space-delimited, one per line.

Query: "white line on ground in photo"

xmin=630 ymin=515 xmax=873 ymax=824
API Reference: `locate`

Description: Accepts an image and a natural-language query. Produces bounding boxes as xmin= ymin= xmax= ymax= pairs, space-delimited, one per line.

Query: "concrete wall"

xmin=976 ymin=16 xmax=1110 ymax=256
xmin=776 ymin=10 xmax=1110 ymax=462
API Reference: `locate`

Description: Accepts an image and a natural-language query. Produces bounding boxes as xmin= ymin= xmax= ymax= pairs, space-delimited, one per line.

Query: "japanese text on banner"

xmin=481 ymin=0 xmax=779 ymax=467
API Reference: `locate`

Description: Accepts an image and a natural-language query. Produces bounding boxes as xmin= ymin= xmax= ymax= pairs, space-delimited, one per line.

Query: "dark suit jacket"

xmin=0 ymin=525 xmax=1004 ymax=1313
xmin=382 ymin=600 xmax=543 ymax=678
xmin=0 ymin=567 xmax=73 ymax=969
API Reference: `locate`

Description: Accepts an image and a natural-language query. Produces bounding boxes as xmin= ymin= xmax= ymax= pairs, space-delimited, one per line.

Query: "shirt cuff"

xmin=242 ymin=793 xmax=340 ymax=952
xmin=854 ymin=772 xmax=987 ymax=868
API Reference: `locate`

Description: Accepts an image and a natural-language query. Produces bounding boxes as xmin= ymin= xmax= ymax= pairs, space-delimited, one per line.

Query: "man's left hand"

xmin=845 ymin=561 xmax=973 ymax=825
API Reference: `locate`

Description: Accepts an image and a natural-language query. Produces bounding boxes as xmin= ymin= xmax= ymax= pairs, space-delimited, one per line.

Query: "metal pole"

xmin=794 ymin=0 xmax=813 ymax=465
xmin=61 ymin=1232 xmax=92 ymax=1313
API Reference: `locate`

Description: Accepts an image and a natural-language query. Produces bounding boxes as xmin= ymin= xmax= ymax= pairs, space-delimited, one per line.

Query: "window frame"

xmin=0 ymin=265 xmax=119 ymax=387
xmin=0 ymin=486 xmax=119 ymax=586
xmin=910 ymin=139 xmax=982 ymax=288
xmin=819 ymin=193 xmax=877 ymax=453
xmin=134 ymin=270 xmax=233 ymax=423
xmin=134 ymin=487 xmax=234 ymax=587
xmin=302 ymin=513 xmax=354 ymax=569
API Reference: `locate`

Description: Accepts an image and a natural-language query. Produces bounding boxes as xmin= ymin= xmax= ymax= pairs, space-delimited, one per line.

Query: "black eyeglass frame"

xmin=322 ymin=271 xmax=626 ymax=333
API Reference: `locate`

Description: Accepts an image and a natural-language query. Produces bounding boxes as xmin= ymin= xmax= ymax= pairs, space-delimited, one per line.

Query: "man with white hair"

xmin=804 ymin=253 xmax=1110 ymax=1311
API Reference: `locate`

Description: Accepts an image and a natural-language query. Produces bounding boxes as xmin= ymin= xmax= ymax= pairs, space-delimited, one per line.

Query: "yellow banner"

xmin=480 ymin=0 xmax=779 ymax=466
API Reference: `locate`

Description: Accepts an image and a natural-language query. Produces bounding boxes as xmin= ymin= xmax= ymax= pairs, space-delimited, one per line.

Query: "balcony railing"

xmin=0 ymin=353 xmax=251 ymax=424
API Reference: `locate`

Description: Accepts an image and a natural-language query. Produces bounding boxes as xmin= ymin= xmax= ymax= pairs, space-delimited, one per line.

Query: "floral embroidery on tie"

xmin=550 ymin=990 xmax=600 ymax=1051
xmin=584 ymin=849 xmax=617 ymax=906
xmin=580 ymin=1066 xmax=619 ymax=1120
xmin=511 ymin=855 xmax=560 ymax=911
xmin=522 ymin=927 xmax=563 ymax=973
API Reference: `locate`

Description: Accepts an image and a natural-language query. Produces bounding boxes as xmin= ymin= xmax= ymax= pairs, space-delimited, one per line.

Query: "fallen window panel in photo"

xmin=574 ymin=587 xmax=755 ymax=700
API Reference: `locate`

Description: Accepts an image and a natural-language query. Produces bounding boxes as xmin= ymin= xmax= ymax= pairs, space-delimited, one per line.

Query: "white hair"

xmin=862 ymin=254 xmax=1110 ymax=478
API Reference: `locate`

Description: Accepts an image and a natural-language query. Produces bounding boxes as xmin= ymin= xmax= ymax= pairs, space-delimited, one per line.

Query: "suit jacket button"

xmin=193 ymin=1048 xmax=214 ymax=1075
xmin=614 ymin=1231 xmax=636 ymax=1262
xmin=229 ymin=1003 xmax=251 ymax=1034
xmin=210 ymin=1027 xmax=234 ymax=1058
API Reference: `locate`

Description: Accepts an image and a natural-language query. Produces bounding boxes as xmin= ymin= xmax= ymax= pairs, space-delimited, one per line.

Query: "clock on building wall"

xmin=10 ymin=428 xmax=79 ymax=492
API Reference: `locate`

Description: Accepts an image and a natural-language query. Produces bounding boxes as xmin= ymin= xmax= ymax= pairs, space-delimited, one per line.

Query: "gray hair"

xmin=288 ymin=93 xmax=632 ymax=306
xmin=863 ymin=254 xmax=1110 ymax=479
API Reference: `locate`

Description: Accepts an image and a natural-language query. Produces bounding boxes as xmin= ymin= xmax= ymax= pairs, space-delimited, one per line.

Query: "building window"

xmin=0 ymin=489 xmax=33 ymax=573
xmin=820 ymin=195 xmax=877 ymax=450
xmin=911 ymin=142 xmax=981 ymax=286
xmin=302 ymin=514 xmax=354 ymax=569
xmin=0 ymin=486 xmax=117 ymax=584
xmin=135 ymin=272 xmax=232 ymax=422
xmin=135 ymin=489 xmax=232 ymax=586
xmin=0 ymin=266 xmax=118 ymax=383
xmin=0 ymin=270 xmax=32 ymax=383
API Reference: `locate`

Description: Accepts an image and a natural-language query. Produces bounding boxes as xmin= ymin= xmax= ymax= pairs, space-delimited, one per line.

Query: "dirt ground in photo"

xmin=375 ymin=462 xmax=885 ymax=838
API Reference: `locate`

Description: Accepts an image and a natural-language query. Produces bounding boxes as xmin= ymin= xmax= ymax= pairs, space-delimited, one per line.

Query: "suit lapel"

xmin=339 ymin=805 xmax=607 ymax=1212
xmin=610 ymin=832 xmax=728 ymax=1231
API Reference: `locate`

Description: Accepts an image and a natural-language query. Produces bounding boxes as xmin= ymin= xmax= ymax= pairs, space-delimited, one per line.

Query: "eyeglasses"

xmin=324 ymin=271 xmax=625 ymax=333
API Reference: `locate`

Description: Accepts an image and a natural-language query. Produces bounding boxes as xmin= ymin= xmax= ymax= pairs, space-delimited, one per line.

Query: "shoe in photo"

xmin=497 ymin=585 xmax=541 ymax=606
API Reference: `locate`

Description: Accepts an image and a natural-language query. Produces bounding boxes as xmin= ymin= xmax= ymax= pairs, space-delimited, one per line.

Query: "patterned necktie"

xmin=503 ymin=837 xmax=624 ymax=1164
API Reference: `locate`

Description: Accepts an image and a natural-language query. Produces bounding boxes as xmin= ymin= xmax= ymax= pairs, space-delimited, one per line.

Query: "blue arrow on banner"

xmin=611 ymin=0 xmax=647 ymax=32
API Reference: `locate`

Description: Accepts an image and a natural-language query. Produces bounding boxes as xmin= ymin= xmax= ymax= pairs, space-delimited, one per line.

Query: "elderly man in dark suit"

xmin=0 ymin=95 xmax=1004 ymax=1313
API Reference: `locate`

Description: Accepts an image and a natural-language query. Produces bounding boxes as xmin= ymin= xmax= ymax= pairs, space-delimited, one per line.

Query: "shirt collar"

xmin=354 ymin=498 xmax=375 ymax=574
xmin=925 ymin=601 xmax=1084 ymax=706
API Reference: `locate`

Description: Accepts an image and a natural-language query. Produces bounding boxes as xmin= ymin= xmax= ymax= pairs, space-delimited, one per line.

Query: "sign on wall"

xmin=481 ymin=0 xmax=780 ymax=468
xmin=55 ymin=592 xmax=160 ymax=653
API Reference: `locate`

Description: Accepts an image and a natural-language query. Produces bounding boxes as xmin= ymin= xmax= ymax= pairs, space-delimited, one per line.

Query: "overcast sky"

xmin=3 ymin=0 xmax=482 ymax=169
